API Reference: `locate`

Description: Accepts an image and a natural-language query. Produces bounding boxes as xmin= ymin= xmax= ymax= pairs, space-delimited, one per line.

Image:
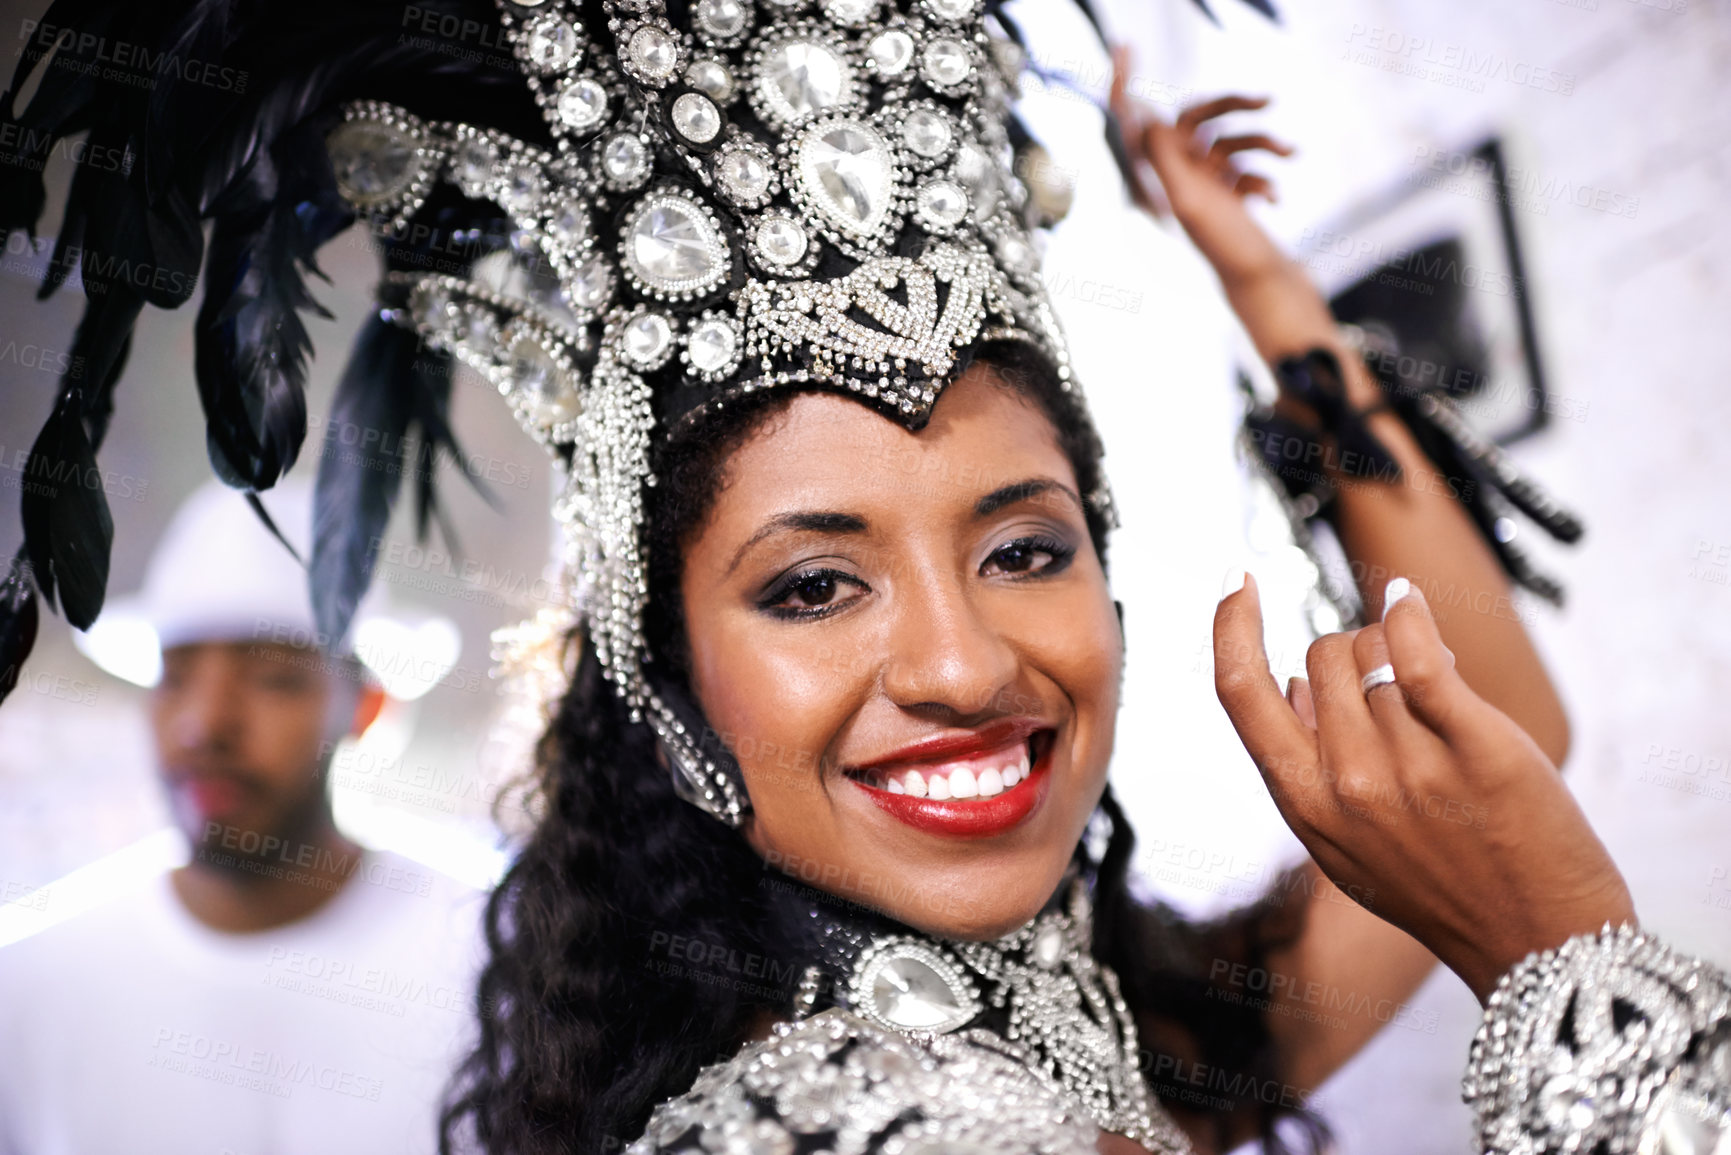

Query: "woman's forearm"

xmin=1227 ymin=257 xmax=1571 ymax=765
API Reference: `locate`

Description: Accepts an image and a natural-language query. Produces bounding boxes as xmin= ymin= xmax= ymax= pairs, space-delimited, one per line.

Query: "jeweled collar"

xmin=762 ymin=865 xmax=1190 ymax=1153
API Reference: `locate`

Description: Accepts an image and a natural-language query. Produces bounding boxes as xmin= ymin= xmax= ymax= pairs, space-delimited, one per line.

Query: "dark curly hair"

xmin=440 ymin=341 xmax=1323 ymax=1155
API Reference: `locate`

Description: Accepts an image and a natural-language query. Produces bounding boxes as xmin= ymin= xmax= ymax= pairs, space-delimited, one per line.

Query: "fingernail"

xmin=1443 ymin=645 xmax=1456 ymax=667
xmin=1382 ymin=576 xmax=1413 ymax=621
xmin=1220 ymin=568 xmax=1246 ymax=600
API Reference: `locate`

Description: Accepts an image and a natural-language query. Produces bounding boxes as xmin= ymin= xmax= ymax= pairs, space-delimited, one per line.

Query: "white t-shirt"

xmin=0 ymin=849 xmax=486 ymax=1155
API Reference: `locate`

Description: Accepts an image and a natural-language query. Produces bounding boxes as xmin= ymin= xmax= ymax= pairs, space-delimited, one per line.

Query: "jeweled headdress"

xmin=0 ymin=0 xmax=1114 ymax=826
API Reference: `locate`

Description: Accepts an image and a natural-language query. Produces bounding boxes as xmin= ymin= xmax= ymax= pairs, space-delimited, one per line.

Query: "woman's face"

xmin=679 ymin=363 xmax=1123 ymax=939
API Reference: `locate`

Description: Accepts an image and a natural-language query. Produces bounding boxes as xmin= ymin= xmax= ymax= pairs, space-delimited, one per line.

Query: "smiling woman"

xmin=446 ymin=343 xmax=1323 ymax=1155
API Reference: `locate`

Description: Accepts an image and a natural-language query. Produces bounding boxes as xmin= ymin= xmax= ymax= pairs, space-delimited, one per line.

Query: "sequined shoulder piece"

xmin=626 ymin=1009 xmax=1102 ymax=1155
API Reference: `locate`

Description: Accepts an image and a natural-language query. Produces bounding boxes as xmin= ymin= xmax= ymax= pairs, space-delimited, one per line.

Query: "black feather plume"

xmin=0 ymin=559 xmax=40 ymax=706
xmin=20 ymin=393 xmax=113 ymax=629
xmin=311 ymin=316 xmax=426 ymax=647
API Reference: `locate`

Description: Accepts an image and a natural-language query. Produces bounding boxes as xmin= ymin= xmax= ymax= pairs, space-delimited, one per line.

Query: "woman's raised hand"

xmin=1108 ymin=46 xmax=1294 ymax=289
xmin=1212 ymin=573 xmax=1636 ymax=1003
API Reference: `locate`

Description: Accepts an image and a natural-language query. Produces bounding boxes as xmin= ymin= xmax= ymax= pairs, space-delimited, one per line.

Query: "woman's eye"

xmin=761 ymin=569 xmax=866 ymax=618
xmin=984 ymin=536 xmax=1075 ymax=577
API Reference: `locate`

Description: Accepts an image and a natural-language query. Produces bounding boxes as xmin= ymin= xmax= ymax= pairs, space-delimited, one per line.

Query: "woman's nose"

xmin=879 ymin=566 xmax=1020 ymax=718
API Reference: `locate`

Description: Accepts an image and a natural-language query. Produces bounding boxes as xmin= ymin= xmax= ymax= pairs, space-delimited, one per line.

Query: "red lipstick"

xmin=850 ymin=728 xmax=1053 ymax=839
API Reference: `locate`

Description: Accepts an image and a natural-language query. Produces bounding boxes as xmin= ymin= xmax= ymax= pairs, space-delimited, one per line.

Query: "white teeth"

xmin=864 ymin=734 xmax=1042 ymax=799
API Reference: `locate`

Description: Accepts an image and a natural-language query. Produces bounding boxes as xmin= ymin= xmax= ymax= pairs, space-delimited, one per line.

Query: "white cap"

xmin=140 ymin=478 xmax=373 ymax=652
xmin=73 ymin=479 xmax=459 ymax=698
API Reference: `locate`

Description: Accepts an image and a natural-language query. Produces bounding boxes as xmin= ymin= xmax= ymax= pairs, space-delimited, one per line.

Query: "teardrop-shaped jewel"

xmin=625 ymin=193 xmax=728 ymax=294
xmin=506 ymin=331 xmax=582 ymax=428
xmin=556 ymin=77 xmax=609 ymax=132
xmin=759 ymin=40 xmax=852 ymax=123
xmin=860 ymin=946 xmax=976 ymax=1033
xmin=522 ymin=15 xmax=581 ymax=74
xmin=327 ymin=120 xmax=424 ymax=207
xmin=798 ymin=120 xmax=894 ymax=237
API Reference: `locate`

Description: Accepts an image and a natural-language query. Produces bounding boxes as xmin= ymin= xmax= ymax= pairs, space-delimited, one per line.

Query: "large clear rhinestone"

xmin=628 ymin=26 xmax=679 ymax=81
xmin=499 ymin=159 xmax=544 ymax=214
xmin=925 ymin=0 xmax=975 ymax=19
xmin=901 ymin=109 xmax=951 ymax=159
xmin=1031 ymin=925 xmax=1065 ymax=969
xmin=914 ymin=179 xmax=967 ymax=228
xmin=685 ymin=59 xmax=736 ymax=103
xmin=670 ymin=92 xmax=722 ymax=144
xmin=523 ymin=15 xmax=580 ymax=73
xmin=601 ymin=134 xmax=651 ymax=186
xmin=327 ymin=120 xmax=423 ymax=207
xmin=546 ymin=195 xmax=590 ymax=249
xmin=452 ymin=136 xmax=499 ymax=195
xmin=823 ymin=0 xmax=877 ymax=23
xmin=716 ymin=148 xmax=772 ymax=203
xmin=955 ymin=142 xmax=999 ymax=220
xmin=997 ymin=233 xmax=1035 ymax=275
xmin=755 ymin=216 xmax=808 ymax=266
xmin=507 ymin=331 xmax=581 ymax=427
xmin=921 ymin=38 xmax=971 ymax=89
xmin=687 ymin=316 xmax=739 ymax=373
xmin=568 ymin=256 xmax=613 ymax=310
xmin=626 ymin=194 xmax=726 ymax=292
xmin=760 ymin=41 xmax=851 ymax=123
xmin=623 ymin=312 xmax=674 ymax=366
xmin=694 ymin=0 xmax=748 ymax=39
xmin=866 ymin=952 xmax=972 ymax=1031
xmin=459 ymin=307 xmax=500 ymax=361
xmin=799 ymin=120 xmax=894 ymax=236
xmin=556 ymin=77 xmax=608 ymax=132
xmin=867 ymin=29 xmax=914 ymax=75
xmin=409 ymin=281 xmax=456 ymax=339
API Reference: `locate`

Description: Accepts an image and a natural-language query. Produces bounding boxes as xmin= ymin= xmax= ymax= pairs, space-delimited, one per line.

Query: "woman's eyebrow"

xmin=974 ymin=477 xmax=1083 ymax=518
xmin=727 ymin=511 xmax=868 ymax=575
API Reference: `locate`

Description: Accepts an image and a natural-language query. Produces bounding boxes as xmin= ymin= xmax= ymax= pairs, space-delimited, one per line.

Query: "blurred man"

xmin=0 ymin=481 xmax=484 ymax=1155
